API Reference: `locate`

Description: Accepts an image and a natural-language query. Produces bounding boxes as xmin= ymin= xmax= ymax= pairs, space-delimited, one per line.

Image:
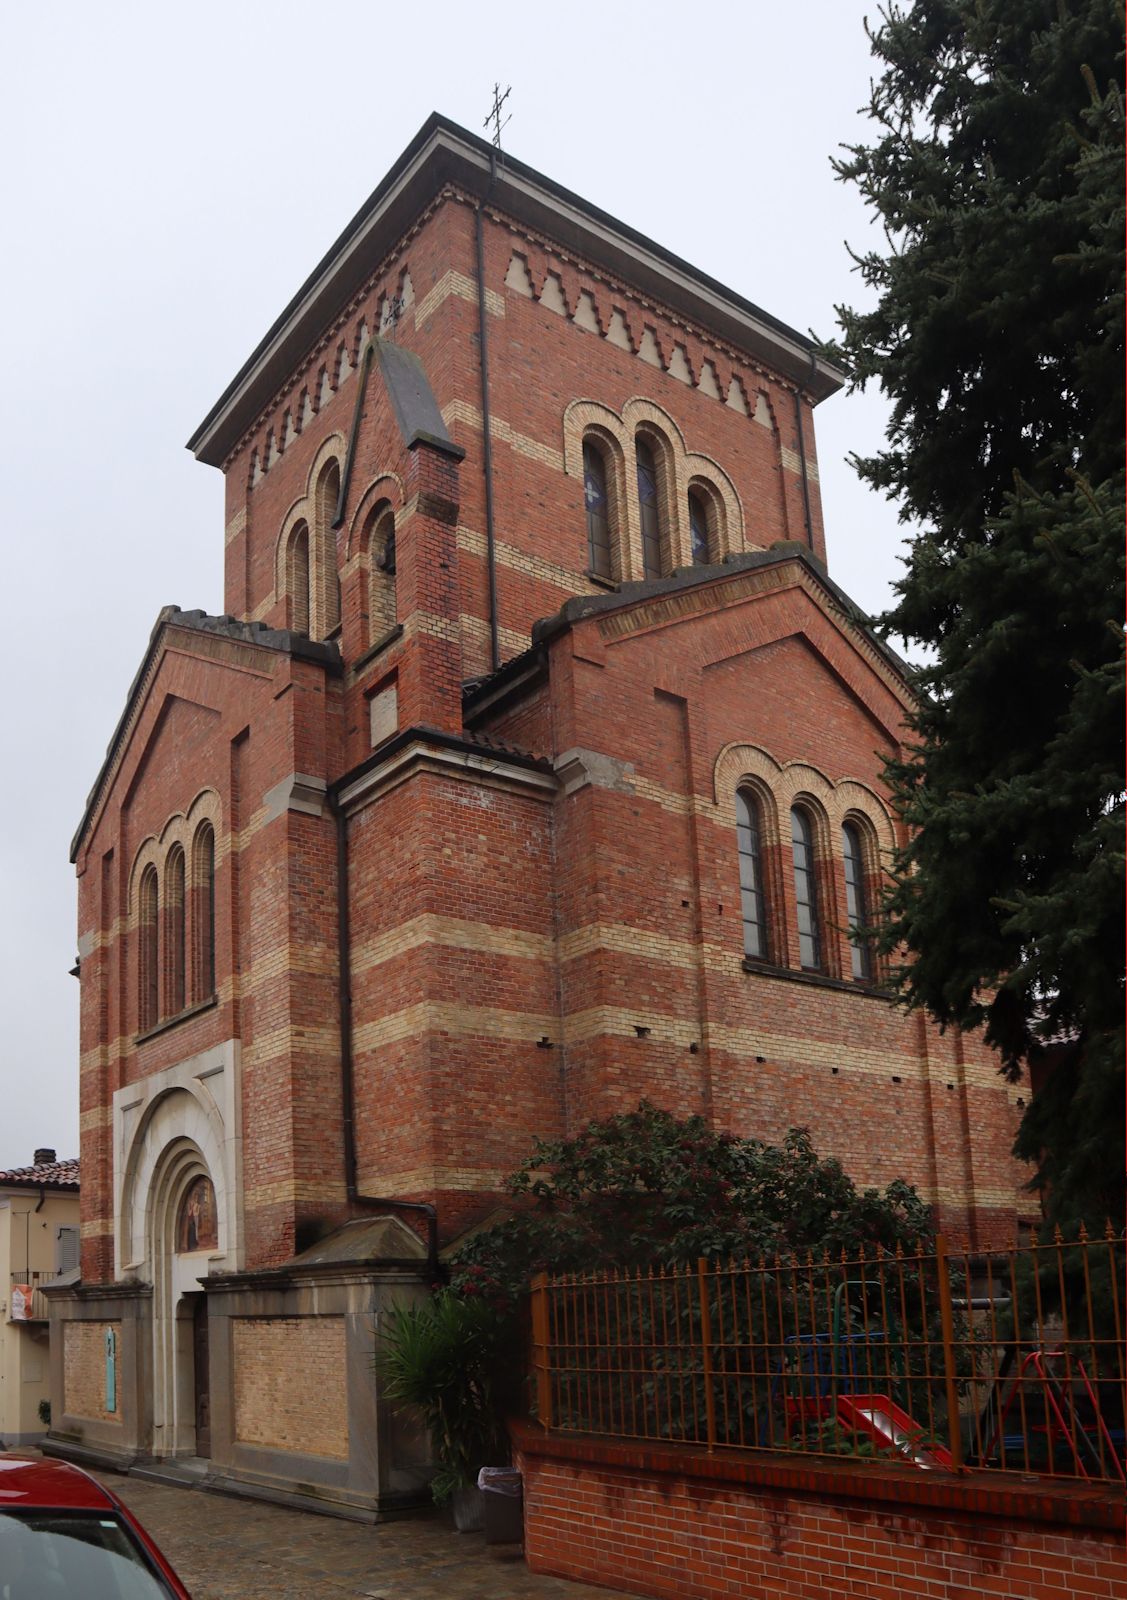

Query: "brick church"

xmin=50 ymin=115 xmax=1030 ymax=1515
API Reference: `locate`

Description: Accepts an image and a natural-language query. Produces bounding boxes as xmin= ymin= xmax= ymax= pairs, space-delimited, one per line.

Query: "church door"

xmin=191 ymin=1296 xmax=211 ymax=1458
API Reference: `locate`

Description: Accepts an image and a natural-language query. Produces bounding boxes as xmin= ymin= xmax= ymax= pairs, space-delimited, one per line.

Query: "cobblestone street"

xmin=94 ymin=1469 xmax=623 ymax=1600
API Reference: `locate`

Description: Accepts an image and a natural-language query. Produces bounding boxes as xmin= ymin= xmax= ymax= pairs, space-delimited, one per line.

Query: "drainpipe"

xmin=475 ymin=160 xmax=501 ymax=673
xmin=330 ymin=789 xmax=440 ymax=1280
xmin=793 ymin=362 xmax=815 ymax=552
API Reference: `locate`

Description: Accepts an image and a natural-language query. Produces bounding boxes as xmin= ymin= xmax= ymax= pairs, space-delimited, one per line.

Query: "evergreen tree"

xmin=828 ymin=0 xmax=1124 ymax=1225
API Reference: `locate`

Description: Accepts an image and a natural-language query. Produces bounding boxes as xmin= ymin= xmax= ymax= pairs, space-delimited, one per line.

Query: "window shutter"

xmin=56 ymin=1226 xmax=80 ymax=1275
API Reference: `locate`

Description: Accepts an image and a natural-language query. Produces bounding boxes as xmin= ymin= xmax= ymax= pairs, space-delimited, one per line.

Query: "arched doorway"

xmin=149 ymin=1146 xmax=218 ymax=1458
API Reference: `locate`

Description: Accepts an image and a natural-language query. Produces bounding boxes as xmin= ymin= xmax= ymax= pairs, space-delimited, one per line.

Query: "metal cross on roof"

xmin=484 ymin=83 xmax=512 ymax=149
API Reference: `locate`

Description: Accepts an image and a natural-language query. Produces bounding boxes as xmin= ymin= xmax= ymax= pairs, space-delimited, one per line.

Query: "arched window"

xmin=688 ymin=489 xmax=711 ymax=565
xmin=790 ymin=807 xmax=821 ymax=971
xmin=736 ymin=789 xmax=769 ymax=961
xmin=192 ymin=823 xmax=216 ymax=1002
xmin=583 ymin=440 xmax=613 ymax=579
xmin=138 ymin=866 xmax=159 ymax=1033
xmin=164 ymin=846 xmax=186 ymax=1016
xmin=317 ymin=460 xmax=342 ymax=636
xmin=842 ymin=822 xmax=874 ymax=981
xmin=366 ymin=504 xmax=397 ymax=641
xmin=287 ymin=522 xmax=310 ymax=634
xmin=636 ymin=436 xmax=663 ymax=580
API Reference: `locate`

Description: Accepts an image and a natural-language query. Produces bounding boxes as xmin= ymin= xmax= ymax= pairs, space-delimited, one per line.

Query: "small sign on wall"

xmin=105 ymin=1327 xmax=117 ymax=1413
xmin=10 ymin=1284 xmax=33 ymax=1320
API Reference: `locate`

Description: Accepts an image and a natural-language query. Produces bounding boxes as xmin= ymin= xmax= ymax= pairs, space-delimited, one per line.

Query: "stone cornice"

xmin=188 ymin=114 xmax=842 ymax=468
xmin=334 ymin=728 xmax=557 ymax=817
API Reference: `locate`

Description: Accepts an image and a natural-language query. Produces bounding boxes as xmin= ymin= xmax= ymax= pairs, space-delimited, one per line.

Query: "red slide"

xmin=834 ymin=1393 xmax=955 ymax=1470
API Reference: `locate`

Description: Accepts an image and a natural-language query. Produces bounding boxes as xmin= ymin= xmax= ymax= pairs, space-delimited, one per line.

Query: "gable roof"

xmin=0 ymin=1158 xmax=80 ymax=1190
xmin=464 ymin=547 xmax=916 ymax=732
xmin=71 ymin=607 xmax=341 ymax=862
xmin=187 ymin=113 xmax=844 ymax=469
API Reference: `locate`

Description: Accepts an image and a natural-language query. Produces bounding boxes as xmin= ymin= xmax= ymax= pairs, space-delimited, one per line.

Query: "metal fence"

xmin=529 ymin=1228 xmax=1126 ymax=1484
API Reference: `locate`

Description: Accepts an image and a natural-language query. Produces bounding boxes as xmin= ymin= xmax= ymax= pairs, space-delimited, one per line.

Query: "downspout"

xmin=475 ymin=160 xmax=501 ymax=672
xmin=330 ymin=789 xmax=440 ymax=1280
xmin=793 ymin=358 xmax=815 ymax=551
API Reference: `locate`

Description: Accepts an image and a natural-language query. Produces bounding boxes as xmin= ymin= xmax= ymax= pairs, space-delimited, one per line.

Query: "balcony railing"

xmin=8 ymin=1272 xmax=54 ymax=1323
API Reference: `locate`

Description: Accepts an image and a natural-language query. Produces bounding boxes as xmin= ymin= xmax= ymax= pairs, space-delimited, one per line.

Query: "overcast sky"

xmin=0 ymin=1 xmax=917 ymax=1171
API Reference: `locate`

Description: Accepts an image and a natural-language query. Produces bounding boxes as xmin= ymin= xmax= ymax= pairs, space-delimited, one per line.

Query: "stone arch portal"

xmin=112 ymin=1041 xmax=242 ymax=1460
xmin=147 ymin=1135 xmax=216 ymax=1457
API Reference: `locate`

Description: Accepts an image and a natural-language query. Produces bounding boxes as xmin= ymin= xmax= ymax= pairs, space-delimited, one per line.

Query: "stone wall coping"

xmin=510 ymin=1421 xmax=1126 ymax=1535
xmin=202 ymin=1259 xmax=430 ymax=1293
xmin=43 ymin=1281 xmax=152 ymax=1305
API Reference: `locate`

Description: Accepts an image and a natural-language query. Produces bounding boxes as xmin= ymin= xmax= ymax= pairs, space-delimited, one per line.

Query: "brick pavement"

xmin=93 ymin=1469 xmax=626 ymax=1600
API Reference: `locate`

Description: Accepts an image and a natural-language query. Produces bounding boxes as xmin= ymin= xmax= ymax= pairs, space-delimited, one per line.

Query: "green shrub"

xmin=375 ymin=1290 xmax=507 ymax=1506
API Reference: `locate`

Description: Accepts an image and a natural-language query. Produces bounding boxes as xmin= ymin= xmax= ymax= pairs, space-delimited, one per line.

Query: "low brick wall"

xmin=512 ymin=1424 xmax=1126 ymax=1600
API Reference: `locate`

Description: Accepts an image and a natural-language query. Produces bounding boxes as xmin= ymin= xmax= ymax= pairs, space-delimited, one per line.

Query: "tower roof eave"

xmin=186 ymin=113 xmax=844 ymax=469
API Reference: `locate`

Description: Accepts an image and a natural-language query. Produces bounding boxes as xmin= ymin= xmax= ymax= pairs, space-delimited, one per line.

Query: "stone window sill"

xmin=136 ymin=994 xmax=218 ymax=1045
xmin=585 ymin=571 xmax=619 ymax=592
xmin=741 ymin=959 xmax=893 ymax=1002
xmin=351 ymin=623 xmax=404 ymax=677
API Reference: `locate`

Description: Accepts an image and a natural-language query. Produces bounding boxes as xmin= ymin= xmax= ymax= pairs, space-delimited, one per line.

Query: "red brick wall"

xmin=73 ymin=167 xmax=1032 ymax=1286
xmin=514 ymin=1431 xmax=1126 ymax=1600
xmin=220 ymin=196 xmax=828 ymax=683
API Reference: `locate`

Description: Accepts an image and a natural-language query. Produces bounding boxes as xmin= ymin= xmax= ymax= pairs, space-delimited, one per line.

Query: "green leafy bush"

xmin=451 ymin=1103 xmax=935 ymax=1313
xmin=374 ymin=1290 xmax=507 ymax=1505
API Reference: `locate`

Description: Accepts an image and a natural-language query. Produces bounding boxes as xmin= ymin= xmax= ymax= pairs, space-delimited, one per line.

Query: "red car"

xmin=0 ymin=1453 xmax=191 ymax=1597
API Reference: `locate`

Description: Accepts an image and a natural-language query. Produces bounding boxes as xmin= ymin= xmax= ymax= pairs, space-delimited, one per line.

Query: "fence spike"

xmin=1106 ymin=1218 xmax=1117 ymax=1241
xmin=1077 ymin=1219 xmax=1089 ymax=1243
xmin=1053 ymin=1223 xmax=1064 ymax=1245
xmin=894 ymin=1239 xmax=904 ymax=1259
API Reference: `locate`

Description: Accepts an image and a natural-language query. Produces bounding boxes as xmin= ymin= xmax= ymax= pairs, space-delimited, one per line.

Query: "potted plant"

xmin=375 ymin=1289 xmax=506 ymax=1530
